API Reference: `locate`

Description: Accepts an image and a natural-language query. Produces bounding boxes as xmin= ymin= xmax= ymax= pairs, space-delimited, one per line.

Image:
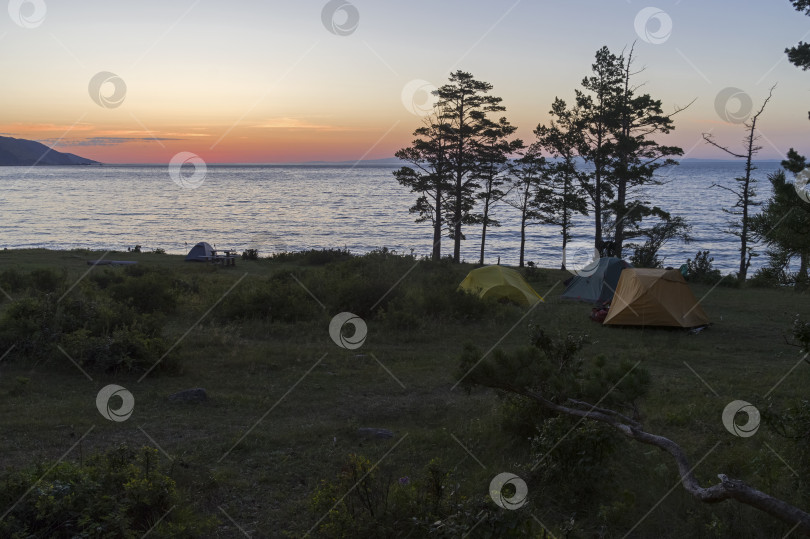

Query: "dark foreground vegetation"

xmin=0 ymin=248 xmax=809 ymax=537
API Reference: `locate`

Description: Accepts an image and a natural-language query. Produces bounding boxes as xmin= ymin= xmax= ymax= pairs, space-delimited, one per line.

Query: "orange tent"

xmin=603 ymin=268 xmax=709 ymax=328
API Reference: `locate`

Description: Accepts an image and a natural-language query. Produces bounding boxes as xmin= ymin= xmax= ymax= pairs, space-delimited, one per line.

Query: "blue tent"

xmin=185 ymin=242 xmax=213 ymax=262
xmin=560 ymin=257 xmax=632 ymax=304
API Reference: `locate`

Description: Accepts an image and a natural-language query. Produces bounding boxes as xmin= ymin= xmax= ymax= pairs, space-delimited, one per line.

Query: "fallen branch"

xmin=495 ymin=382 xmax=810 ymax=534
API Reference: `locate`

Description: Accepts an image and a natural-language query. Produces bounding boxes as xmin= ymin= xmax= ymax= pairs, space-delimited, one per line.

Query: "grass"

xmin=0 ymin=248 xmax=808 ymax=537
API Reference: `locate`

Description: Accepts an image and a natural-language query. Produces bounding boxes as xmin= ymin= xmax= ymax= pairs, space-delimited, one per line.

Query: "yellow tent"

xmin=458 ymin=265 xmax=543 ymax=306
xmin=603 ymin=268 xmax=709 ymax=328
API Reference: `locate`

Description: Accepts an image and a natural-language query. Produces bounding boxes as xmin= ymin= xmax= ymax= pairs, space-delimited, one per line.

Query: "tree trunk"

xmin=798 ymin=251 xmax=809 ymax=291
xmin=594 ymin=156 xmax=603 ymax=254
xmin=561 ymin=209 xmax=569 ymax=271
xmin=479 ymin=193 xmax=490 ymax=265
xmin=740 ymin=122 xmax=756 ymax=282
xmin=453 ymin=180 xmax=462 ymax=263
xmin=613 ymin=52 xmax=633 ymax=259
xmin=519 ymin=211 xmax=527 ymax=268
xmin=432 ymin=186 xmax=442 ymax=261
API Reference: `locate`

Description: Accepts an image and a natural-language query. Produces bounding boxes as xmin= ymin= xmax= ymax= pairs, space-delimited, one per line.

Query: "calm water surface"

xmin=0 ymin=162 xmax=783 ymax=273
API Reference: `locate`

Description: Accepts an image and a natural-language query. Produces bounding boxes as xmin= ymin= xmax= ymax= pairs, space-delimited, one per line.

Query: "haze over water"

xmin=0 ymin=161 xmax=784 ymax=273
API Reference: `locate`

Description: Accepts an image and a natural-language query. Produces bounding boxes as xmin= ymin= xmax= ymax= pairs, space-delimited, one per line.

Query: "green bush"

xmin=0 ymin=445 xmax=215 ymax=538
xmin=309 ymin=454 xmax=538 ymax=538
xmin=0 ymin=270 xmax=174 ymax=374
xmin=685 ymin=250 xmax=722 ymax=284
xmin=216 ymin=272 xmax=324 ymax=323
xmin=530 ymin=416 xmax=620 ymax=505
xmin=270 ymin=248 xmax=353 ymax=265
xmin=108 ymin=271 xmax=177 ymax=314
xmin=0 ymin=268 xmax=28 ymax=293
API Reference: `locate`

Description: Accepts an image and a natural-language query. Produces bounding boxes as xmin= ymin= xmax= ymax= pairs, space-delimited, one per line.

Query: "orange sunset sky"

xmin=2 ymin=1 xmax=809 ymax=164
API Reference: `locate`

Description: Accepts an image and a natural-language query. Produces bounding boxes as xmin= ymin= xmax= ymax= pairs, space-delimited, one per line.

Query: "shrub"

xmin=216 ymin=272 xmax=323 ymax=324
xmin=310 ymin=454 xmax=542 ymax=537
xmin=685 ymin=250 xmax=722 ymax=283
xmin=242 ymin=248 xmax=259 ymax=260
xmin=0 ymin=445 xmax=215 ymax=537
xmin=530 ymin=416 xmax=620 ymax=505
xmin=108 ymin=270 xmax=177 ymax=314
xmin=0 ymin=268 xmax=28 ymax=293
xmin=269 ymin=248 xmax=352 ymax=265
xmin=0 ymin=271 xmax=174 ymax=374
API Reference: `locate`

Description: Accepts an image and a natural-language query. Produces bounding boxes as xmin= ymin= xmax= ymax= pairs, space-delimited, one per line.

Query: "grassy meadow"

xmin=0 ymin=248 xmax=808 ymax=538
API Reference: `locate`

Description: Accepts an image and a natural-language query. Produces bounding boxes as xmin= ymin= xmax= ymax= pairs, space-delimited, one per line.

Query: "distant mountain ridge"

xmin=0 ymin=136 xmax=99 ymax=166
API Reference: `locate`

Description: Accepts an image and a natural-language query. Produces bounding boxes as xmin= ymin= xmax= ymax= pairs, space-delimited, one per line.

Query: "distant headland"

xmin=0 ymin=136 xmax=100 ymax=166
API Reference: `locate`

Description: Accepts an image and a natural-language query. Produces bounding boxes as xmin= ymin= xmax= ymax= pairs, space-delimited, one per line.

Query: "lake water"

xmin=0 ymin=161 xmax=784 ymax=273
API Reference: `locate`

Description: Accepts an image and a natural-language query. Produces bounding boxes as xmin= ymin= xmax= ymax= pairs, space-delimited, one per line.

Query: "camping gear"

xmin=458 ymin=265 xmax=543 ymax=307
xmin=561 ymin=257 xmax=632 ymax=304
xmin=185 ymin=242 xmax=213 ymax=262
xmin=590 ymin=307 xmax=609 ymax=323
xmin=603 ymin=268 xmax=709 ymax=328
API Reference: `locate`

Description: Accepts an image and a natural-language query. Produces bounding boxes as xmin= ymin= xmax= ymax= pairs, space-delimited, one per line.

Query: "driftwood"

xmin=497 ymin=382 xmax=810 ymax=535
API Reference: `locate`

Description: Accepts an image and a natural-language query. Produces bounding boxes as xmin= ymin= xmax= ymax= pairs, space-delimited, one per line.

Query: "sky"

xmin=1 ymin=0 xmax=809 ymax=164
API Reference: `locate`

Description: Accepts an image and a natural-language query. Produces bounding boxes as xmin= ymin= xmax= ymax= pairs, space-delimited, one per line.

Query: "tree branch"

xmin=490 ymin=381 xmax=810 ymax=534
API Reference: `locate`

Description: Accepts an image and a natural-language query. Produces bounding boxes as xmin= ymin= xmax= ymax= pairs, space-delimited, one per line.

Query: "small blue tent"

xmin=560 ymin=257 xmax=632 ymax=304
xmin=185 ymin=242 xmax=213 ymax=262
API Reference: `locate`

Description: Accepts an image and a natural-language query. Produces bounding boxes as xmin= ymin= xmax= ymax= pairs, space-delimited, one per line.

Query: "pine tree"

xmin=608 ymin=45 xmax=686 ymax=258
xmin=394 ymin=107 xmax=453 ymax=261
xmin=534 ymin=98 xmax=589 ymax=269
xmin=751 ymin=150 xmax=810 ymax=289
xmin=575 ymin=46 xmax=623 ymax=255
xmin=473 ymin=117 xmax=523 ymax=265
xmin=437 ymin=71 xmax=507 ymax=263
xmin=505 ymin=147 xmax=546 ymax=267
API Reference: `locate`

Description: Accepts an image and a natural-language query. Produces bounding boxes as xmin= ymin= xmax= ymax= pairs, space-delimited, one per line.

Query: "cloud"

xmin=252 ymin=117 xmax=344 ymax=131
xmin=39 ymin=137 xmax=182 ymax=147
